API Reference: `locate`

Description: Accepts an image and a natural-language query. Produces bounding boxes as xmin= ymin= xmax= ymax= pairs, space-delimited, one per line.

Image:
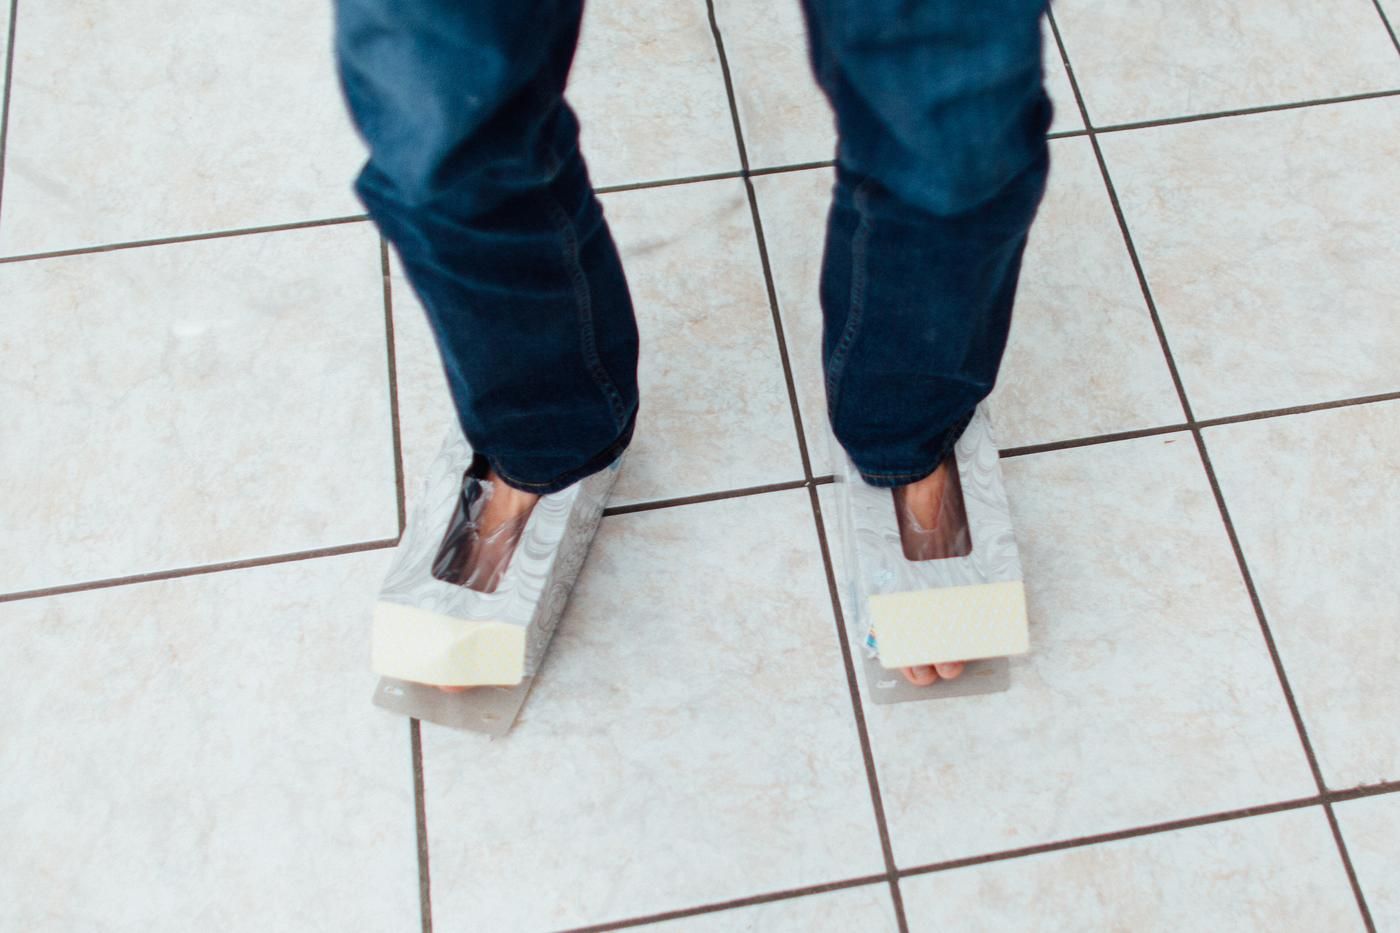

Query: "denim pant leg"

xmin=334 ymin=0 xmax=640 ymax=495
xmin=801 ymin=0 xmax=1053 ymax=488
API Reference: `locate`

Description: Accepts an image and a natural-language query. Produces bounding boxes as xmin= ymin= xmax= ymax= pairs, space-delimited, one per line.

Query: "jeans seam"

xmin=543 ymin=184 xmax=629 ymax=432
xmin=825 ymin=177 xmax=873 ymax=425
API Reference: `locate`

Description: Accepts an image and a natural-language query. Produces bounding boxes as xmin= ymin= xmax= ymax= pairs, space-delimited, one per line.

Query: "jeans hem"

xmin=488 ymin=409 xmax=637 ymax=496
xmin=849 ymin=408 xmax=975 ymax=489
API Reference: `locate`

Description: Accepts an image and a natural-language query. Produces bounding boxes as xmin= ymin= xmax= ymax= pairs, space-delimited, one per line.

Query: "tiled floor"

xmin=1 ymin=0 xmax=1397 ymax=930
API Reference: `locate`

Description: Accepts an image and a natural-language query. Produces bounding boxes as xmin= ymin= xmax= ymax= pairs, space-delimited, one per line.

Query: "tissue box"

xmin=370 ymin=428 xmax=620 ymax=732
xmin=829 ymin=404 xmax=1028 ymax=692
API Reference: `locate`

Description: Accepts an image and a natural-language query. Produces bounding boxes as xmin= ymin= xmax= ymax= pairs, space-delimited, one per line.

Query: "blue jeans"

xmin=335 ymin=0 xmax=1052 ymax=493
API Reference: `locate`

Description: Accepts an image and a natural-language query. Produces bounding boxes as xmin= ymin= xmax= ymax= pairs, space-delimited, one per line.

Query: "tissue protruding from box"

xmin=869 ymin=579 xmax=1028 ymax=669
xmin=372 ymin=602 xmax=526 ymax=687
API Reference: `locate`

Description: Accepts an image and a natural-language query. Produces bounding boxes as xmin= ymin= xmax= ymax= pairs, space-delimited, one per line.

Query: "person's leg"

xmin=334 ymin=0 xmax=639 ymax=498
xmin=801 ymin=0 xmax=1053 ymax=684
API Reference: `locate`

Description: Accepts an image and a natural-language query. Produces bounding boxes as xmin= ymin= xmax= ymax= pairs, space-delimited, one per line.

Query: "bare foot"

xmin=434 ymin=467 xmax=539 ymax=693
xmin=891 ymin=456 xmax=971 ymax=687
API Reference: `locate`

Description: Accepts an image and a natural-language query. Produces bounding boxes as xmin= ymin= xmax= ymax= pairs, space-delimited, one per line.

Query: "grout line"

xmin=552 ymin=874 xmax=891 ymax=933
xmin=703 ymin=0 xmax=819 ymax=481
xmin=0 ymin=0 xmax=17 ymax=227
xmin=410 ymin=719 xmax=433 ymax=933
xmin=747 ymin=158 xmax=834 ymax=177
xmin=4 ymin=83 xmax=1388 ymax=265
xmin=1371 ymin=0 xmax=1400 ymax=56
xmin=807 ymin=485 xmax=911 ymax=930
xmin=0 ymin=92 xmax=1389 ymax=265
xmin=0 ymin=213 xmax=371 ymax=264
xmin=897 ymin=795 xmax=1326 ymax=878
xmin=1196 ymin=390 xmax=1400 ymax=430
xmin=703 ymin=0 xmax=909 ymax=927
xmin=1045 ymin=11 xmax=1195 ymax=423
xmin=742 ymin=172 xmax=815 ymax=478
xmin=9 ymin=379 xmax=1391 ymax=607
xmin=595 ymin=168 xmax=743 ymax=194
xmin=563 ymin=782 xmax=1400 ymax=932
xmin=999 ymin=423 xmax=1189 ymax=457
xmin=379 ymin=236 xmax=407 ymax=537
xmin=1091 ymin=87 xmax=1400 ymax=135
xmin=0 ymin=538 xmax=399 ymax=603
xmin=1196 ymin=425 xmax=1376 ymax=930
xmin=1047 ymin=10 xmax=1376 ymax=928
xmin=729 ymin=151 xmax=817 ymax=479
xmin=1328 ymin=779 xmax=1400 ymax=803
xmin=602 ymin=478 xmax=813 ymax=517
xmin=1321 ymin=801 xmax=1376 ymax=931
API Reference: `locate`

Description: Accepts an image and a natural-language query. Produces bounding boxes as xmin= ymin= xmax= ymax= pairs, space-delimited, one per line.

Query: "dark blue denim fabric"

xmin=334 ymin=0 xmax=1051 ymax=493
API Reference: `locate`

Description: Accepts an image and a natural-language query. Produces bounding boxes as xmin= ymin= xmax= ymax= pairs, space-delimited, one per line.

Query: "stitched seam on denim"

xmin=544 ymin=191 xmax=629 ymax=431
xmin=825 ymin=178 xmax=873 ymax=425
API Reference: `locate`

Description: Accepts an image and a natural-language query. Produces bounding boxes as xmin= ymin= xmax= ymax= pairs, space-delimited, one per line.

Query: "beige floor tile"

xmin=386 ymin=253 xmax=458 ymax=514
xmin=422 ymin=490 xmax=885 ymax=931
xmin=746 ymin=168 xmax=834 ymax=474
xmin=901 ymin=807 xmax=1360 ymax=931
xmin=821 ymin=433 xmax=1315 ymax=867
xmin=604 ymin=179 xmax=802 ymax=505
xmin=1042 ymin=39 xmax=1085 ymax=136
xmin=710 ymin=0 xmax=834 ymax=169
xmin=1052 ymin=0 xmax=1400 ymax=126
xmin=571 ymin=0 xmax=739 ymax=187
xmin=0 ymin=551 xmax=419 ymax=931
xmin=0 ymin=0 xmax=365 ymax=255
xmin=989 ymin=138 xmax=1184 ymax=447
xmin=1203 ymin=401 xmax=1400 ymax=787
xmin=1101 ymin=98 xmax=1400 ymax=419
xmin=1335 ymin=793 xmax=1400 ymax=928
xmin=0 ymin=224 xmax=399 ymax=595
xmin=714 ymin=0 xmax=1080 ymax=171
xmin=752 ymin=140 xmax=1181 ymax=476
xmin=640 ymin=883 xmax=898 ymax=932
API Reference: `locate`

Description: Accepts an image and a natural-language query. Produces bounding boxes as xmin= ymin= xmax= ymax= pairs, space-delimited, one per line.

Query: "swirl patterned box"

xmin=369 ymin=429 xmax=620 ymax=733
xmin=829 ymin=404 xmax=1028 ymax=699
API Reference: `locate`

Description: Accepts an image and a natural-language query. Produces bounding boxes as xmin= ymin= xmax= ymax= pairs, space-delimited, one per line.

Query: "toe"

xmin=934 ymin=661 xmax=965 ymax=680
xmin=901 ymin=665 xmax=939 ymax=686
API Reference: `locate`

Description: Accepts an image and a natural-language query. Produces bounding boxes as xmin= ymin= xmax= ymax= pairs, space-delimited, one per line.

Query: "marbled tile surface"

xmin=0 ymin=224 xmax=399 ymax=595
xmin=421 ymin=490 xmax=885 ymax=931
xmin=709 ymin=0 xmax=835 ymax=169
xmin=387 ymin=180 xmax=804 ymax=508
xmin=713 ymin=0 xmax=1081 ymax=171
xmin=597 ymin=180 xmax=804 ymax=504
xmin=822 ymin=434 xmax=1315 ymax=866
xmin=736 ymin=167 xmax=840 ymax=475
xmin=0 ymin=0 xmax=366 ymax=256
xmin=1102 ymin=98 xmax=1400 ymax=419
xmin=1052 ymin=0 xmax=1400 ymax=127
xmin=0 ymin=551 xmax=419 ymax=931
xmin=901 ymin=807 xmax=1361 ymax=930
xmin=752 ymin=140 xmax=1182 ymax=476
xmin=1203 ymin=401 xmax=1400 ymax=788
xmin=386 ymin=251 xmax=459 ymax=513
xmin=1042 ymin=39 xmax=1085 ymax=136
xmin=641 ymin=883 xmax=898 ymax=932
xmin=987 ymin=138 xmax=1184 ymax=447
xmin=570 ymin=0 xmax=739 ymax=187
xmin=1335 ymin=794 xmax=1400 ymax=928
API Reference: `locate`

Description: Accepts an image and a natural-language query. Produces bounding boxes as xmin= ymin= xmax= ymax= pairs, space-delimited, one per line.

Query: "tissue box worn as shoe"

xmin=830 ymin=404 xmax=1029 ymax=673
xmin=372 ymin=429 xmax=620 ymax=688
